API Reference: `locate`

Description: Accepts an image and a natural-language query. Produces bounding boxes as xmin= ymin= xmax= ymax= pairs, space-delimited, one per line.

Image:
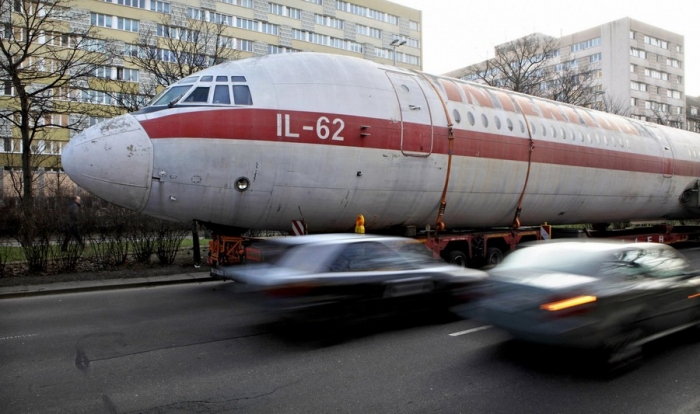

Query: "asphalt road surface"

xmin=3 ymin=247 xmax=700 ymax=413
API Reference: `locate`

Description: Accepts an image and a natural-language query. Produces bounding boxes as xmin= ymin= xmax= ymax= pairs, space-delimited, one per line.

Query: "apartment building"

xmin=446 ymin=18 xmax=686 ymax=127
xmin=0 ymin=0 xmax=422 ymax=197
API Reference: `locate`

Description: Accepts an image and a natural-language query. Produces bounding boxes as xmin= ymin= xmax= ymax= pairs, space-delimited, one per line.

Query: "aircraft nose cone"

xmin=62 ymin=114 xmax=153 ymax=212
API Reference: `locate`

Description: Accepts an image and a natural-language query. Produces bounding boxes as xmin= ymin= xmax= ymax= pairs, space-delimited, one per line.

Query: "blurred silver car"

xmin=212 ymin=234 xmax=487 ymax=323
xmin=471 ymin=241 xmax=700 ymax=365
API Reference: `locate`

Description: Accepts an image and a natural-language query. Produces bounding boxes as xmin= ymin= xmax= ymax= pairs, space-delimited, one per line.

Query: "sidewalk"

xmin=0 ymin=272 xmax=219 ymax=299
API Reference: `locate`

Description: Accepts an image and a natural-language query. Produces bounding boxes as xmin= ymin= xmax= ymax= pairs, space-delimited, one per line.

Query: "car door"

xmin=620 ymin=246 xmax=698 ymax=332
xmin=327 ymin=241 xmax=432 ymax=300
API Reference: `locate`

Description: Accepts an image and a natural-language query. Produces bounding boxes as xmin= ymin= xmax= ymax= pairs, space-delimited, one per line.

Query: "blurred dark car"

xmin=470 ymin=241 xmax=700 ymax=365
xmin=212 ymin=234 xmax=487 ymax=323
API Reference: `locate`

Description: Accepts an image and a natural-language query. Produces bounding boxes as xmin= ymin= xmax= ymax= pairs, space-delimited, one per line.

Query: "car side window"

xmin=330 ymin=242 xmax=412 ymax=272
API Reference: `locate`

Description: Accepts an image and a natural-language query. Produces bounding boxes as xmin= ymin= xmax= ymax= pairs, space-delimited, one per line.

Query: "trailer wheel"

xmin=485 ymin=248 xmax=504 ymax=266
xmin=448 ymin=251 xmax=468 ymax=268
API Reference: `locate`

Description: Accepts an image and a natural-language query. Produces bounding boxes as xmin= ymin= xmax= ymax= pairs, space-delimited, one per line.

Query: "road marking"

xmin=449 ymin=325 xmax=492 ymax=337
xmin=0 ymin=333 xmax=38 ymax=341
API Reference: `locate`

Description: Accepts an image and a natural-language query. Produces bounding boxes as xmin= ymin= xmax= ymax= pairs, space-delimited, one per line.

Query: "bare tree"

xmin=464 ymin=34 xmax=560 ymax=97
xmin=649 ymin=106 xmax=684 ymax=129
xmin=594 ymin=91 xmax=633 ymax=117
xmin=92 ymin=14 xmax=241 ymax=115
xmin=130 ymin=15 xmax=239 ymax=87
xmin=0 ymin=0 xmax=115 ymax=205
xmin=543 ymin=61 xmax=600 ymax=107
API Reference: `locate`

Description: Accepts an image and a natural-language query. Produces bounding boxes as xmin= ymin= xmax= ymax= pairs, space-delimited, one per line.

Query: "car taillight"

xmin=540 ymin=295 xmax=597 ymax=311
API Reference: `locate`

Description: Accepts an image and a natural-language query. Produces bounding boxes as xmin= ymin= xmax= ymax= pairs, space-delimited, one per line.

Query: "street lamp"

xmin=390 ymin=38 xmax=407 ymax=66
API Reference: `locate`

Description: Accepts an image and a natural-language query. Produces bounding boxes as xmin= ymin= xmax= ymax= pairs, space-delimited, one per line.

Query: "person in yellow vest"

xmin=355 ymin=214 xmax=365 ymax=234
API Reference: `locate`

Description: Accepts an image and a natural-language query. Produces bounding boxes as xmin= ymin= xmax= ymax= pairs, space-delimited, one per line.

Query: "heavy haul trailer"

xmin=207 ymin=227 xmax=542 ymax=268
xmin=207 ymin=223 xmax=700 ymax=269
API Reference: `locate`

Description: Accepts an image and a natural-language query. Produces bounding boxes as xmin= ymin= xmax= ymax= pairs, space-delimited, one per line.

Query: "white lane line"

xmin=449 ymin=325 xmax=492 ymax=337
xmin=0 ymin=333 xmax=39 ymax=341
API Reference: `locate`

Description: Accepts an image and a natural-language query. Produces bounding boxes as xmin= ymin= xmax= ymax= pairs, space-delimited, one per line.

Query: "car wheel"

xmin=485 ymin=247 xmax=504 ymax=266
xmin=448 ymin=251 xmax=468 ymax=268
xmin=685 ymin=307 xmax=700 ymax=341
xmin=600 ymin=326 xmax=643 ymax=369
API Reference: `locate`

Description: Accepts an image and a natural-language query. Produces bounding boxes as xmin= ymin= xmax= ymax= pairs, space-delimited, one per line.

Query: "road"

xmin=3 ymin=247 xmax=700 ymax=413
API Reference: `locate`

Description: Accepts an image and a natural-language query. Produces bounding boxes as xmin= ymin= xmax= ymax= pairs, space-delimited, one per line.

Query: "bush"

xmin=1 ymin=194 xmax=196 ymax=274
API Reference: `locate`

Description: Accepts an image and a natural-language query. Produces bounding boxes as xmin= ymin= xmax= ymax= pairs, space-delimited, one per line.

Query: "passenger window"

xmin=183 ymin=87 xmax=210 ymax=103
xmin=216 ymin=76 xmax=228 ymax=82
xmin=233 ymin=85 xmax=253 ymax=105
xmin=231 ymin=76 xmax=247 ymax=82
xmin=200 ymin=76 xmax=213 ymax=82
xmin=330 ymin=242 xmax=411 ymax=272
xmin=213 ymin=85 xmax=231 ymax=104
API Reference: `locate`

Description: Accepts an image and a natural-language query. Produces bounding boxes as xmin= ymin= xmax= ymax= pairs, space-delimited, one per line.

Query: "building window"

xmin=150 ymin=0 xmax=170 ymax=13
xmin=630 ymin=48 xmax=647 ymax=59
xmin=336 ymin=1 xmax=398 ymax=25
xmin=235 ymin=17 xmax=257 ymax=31
xmin=571 ymin=37 xmax=600 ymax=52
xmin=589 ymin=53 xmax=601 ymax=63
xmin=316 ymin=14 xmax=344 ymax=29
xmin=630 ymin=64 xmax=636 ymax=73
xmin=269 ymin=3 xmax=300 ymax=19
xmin=220 ymin=0 xmax=253 ymax=6
xmin=409 ymin=20 xmax=420 ymax=31
xmin=667 ymin=58 xmax=681 ymax=68
xmin=187 ymin=8 xmax=205 ymax=20
xmin=644 ymin=35 xmax=668 ymax=49
xmin=355 ymin=24 xmax=380 ymax=38
xmin=629 ymin=30 xmax=635 ymax=39
xmin=2 ymin=137 xmax=15 ymax=153
xmin=667 ymin=90 xmax=681 ymax=99
xmin=236 ymin=39 xmax=253 ymax=52
xmin=90 ymin=12 xmax=113 ymax=28
xmin=631 ymin=97 xmax=637 ymax=107
xmin=260 ymin=22 xmax=278 ymax=35
xmin=268 ymin=45 xmax=297 ymax=54
xmin=631 ymin=81 xmax=647 ymax=92
xmin=2 ymin=80 xmax=14 ymax=96
xmin=210 ymin=12 xmax=233 ymax=26
xmin=117 ymin=17 xmax=139 ymax=32
xmin=105 ymin=0 xmax=146 ymax=8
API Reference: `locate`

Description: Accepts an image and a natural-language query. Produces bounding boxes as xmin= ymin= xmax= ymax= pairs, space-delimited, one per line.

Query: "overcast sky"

xmin=396 ymin=0 xmax=699 ymax=96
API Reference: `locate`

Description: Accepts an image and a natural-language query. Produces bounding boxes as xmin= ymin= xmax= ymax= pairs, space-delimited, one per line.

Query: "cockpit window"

xmin=178 ymin=76 xmax=198 ymax=84
xmin=151 ymin=85 xmax=192 ymax=106
xmin=233 ymin=85 xmax=253 ymax=105
xmin=232 ymin=76 xmax=247 ymax=82
xmin=200 ymin=76 xmax=213 ymax=82
xmin=213 ymin=85 xmax=231 ymax=104
xmin=183 ymin=87 xmax=210 ymax=103
xmin=216 ymin=76 xmax=228 ymax=82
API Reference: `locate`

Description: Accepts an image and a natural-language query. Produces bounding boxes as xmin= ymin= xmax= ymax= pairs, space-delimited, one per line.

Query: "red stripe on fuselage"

xmin=137 ymin=107 xmax=700 ymax=178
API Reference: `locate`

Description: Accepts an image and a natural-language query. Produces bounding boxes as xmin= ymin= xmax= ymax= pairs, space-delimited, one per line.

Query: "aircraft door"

xmin=645 ymin=125 xmax=674 ymax=177
xmin=386 ymin=72 xmax=433 ymax=156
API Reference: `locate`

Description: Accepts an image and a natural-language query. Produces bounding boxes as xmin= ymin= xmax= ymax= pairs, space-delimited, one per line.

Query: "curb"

xmin=0 ymin=273 xmax=220 ymax=299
